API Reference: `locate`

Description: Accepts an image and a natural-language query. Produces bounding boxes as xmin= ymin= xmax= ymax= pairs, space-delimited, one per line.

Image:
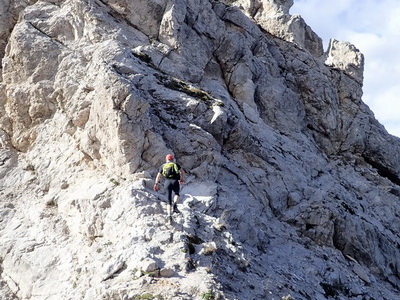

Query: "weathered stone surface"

xmin=325 ymin=39 xmax=365 ymax=83
xmin=223 ymin=0 xmax=323 ymax=56
xmin=1 ymin=0 xmax=400 ymax=299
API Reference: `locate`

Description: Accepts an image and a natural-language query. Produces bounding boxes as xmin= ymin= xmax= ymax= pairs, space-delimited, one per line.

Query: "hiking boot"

xmin=173 ymin=203 xmax=180 ymax=214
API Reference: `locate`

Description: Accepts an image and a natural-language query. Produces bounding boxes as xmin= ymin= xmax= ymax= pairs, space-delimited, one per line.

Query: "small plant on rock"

xmin=110 ymin=178 xmax=120 ymax=186
xmin=24 ymin=164 xmax=36 ymax=172
xmin=132 ymin=293 xmax=164 ymax=300
xmin=202 ymin=290 xmax=215 ymax=300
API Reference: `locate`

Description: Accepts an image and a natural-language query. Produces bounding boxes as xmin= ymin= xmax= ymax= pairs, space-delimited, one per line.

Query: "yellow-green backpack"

xmin=162 ymin=162 xmax=179 ymax=178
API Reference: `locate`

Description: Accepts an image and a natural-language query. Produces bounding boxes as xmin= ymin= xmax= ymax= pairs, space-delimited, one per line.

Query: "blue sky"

xmin=291 ymin=0 xmax=400 ymax=137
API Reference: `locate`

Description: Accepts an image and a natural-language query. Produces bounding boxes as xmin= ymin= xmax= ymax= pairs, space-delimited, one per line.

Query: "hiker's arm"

xmin=155 ymin=172 xmax=162 ymax=184
xmin=153 ymin=173 xmax=162 ymax=191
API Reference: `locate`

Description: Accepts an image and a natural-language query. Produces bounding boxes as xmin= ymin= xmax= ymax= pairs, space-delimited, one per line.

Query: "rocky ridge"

xmin=1 ymin=0 xmax=400 ymax=299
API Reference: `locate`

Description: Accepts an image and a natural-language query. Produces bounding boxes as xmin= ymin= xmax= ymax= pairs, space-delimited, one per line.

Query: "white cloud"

xmin=291 ymin=0 xmax=400 ymax=137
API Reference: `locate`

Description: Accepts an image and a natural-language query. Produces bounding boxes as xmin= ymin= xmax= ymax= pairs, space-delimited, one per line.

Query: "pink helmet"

xmin=166 ymin=154 xmax=174 ymax=161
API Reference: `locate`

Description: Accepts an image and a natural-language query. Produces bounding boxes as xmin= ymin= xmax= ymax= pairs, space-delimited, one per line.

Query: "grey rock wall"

xmin=1 ymin=0 xmax=400 ymax=299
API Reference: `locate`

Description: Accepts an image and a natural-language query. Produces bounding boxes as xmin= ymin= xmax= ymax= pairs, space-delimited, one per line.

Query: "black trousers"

xmin=164 ymin=179 xmax=180 ymax=205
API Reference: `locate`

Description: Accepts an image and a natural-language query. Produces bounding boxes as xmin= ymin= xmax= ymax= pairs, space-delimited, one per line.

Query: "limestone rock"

xmin=224 ymin=0 xmax=323 ymax=56
xmin=1 ymin=0 xmax=400 ymax=300
xmin=139 ymin=258 xmax=158 ymax=273
xmin=325 ymin=39 xmax=365 ymax=83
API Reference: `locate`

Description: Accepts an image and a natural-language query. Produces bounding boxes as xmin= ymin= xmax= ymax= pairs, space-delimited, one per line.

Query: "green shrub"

xmin=202 ymin=291 xmax=215 ymax=300
xmin=131 ymin=293 xmax=164 ymax=300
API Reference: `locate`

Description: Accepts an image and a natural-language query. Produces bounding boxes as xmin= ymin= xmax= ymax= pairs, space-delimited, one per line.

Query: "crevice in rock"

xmin=97 ymin=0 xmax=145 ymax=38
xmin=131 ymin=50 xmax=160 ymax=72
xmin=154 ymin=73 xmax=211 ymax=101
xmin=306 ymin=123 xmax=329 ymax=139
xmin=27 ymin=22 xmax=66 ymax=47
xmin=340 ymin=201 xmax=355 ymax=215
xmin=250 ymin=2 xmax=263 ymax=19
xmin=212 ymin=49 xmax=234 ymax=100
xmin=320 ymin=281 xmax=349 ymax=298
xmin=362 ymin=154 xmax=400 ymax=186
xmin=101 ymin=262 xmax=127 ymax=281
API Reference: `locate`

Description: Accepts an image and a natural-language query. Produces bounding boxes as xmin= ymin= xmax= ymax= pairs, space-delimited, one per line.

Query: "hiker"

xmin=153 ymin=154 xmax=185 ymax=223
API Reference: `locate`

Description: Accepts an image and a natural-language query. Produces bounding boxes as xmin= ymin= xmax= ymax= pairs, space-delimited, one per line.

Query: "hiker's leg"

xmin=172 ymin=180 xmax=180 ymax=201
xmin=172 ymin=181 xmax=180 ymax=213
xmin=165 ymin=180 xmax=173 ymax=216
xmin=172 ymin=195 xmax=180 ymax=213
xmin=167 ymin=191 xmax=173 ymax=216
xmin=173 ymin=194 xmax=179 ymax=205
xmin=167 ymin=203 xmax=172 ymax=216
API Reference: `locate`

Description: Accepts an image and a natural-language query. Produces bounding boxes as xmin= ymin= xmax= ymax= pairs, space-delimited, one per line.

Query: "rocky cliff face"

xmin=1 ymin=1 xmax=400 ymax=299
